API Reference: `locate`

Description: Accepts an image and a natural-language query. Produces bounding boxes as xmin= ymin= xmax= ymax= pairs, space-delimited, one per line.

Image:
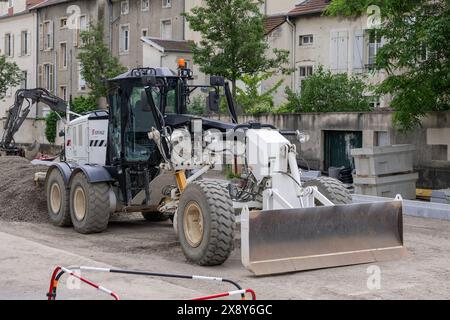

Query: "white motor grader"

xmin=41 ymin=66 xmax=405 ymax=275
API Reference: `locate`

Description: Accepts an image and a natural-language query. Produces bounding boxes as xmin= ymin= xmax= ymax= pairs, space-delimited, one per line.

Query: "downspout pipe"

xmin=286 ymin=16 xmax=296 ymax=90
xmin=106 ymin=0 xmax=113 ymax=50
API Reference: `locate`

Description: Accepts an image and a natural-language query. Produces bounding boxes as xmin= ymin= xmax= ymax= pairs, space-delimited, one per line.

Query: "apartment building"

xmin=264 ymin=0 xmax=389 ymax=108
xmin=30 ymin=0 xmax=110 ymax=114
xmin=0 ymin=0 xmax=43 ymax=118
xmin=111 ymin=0 xmax=185 ymax=69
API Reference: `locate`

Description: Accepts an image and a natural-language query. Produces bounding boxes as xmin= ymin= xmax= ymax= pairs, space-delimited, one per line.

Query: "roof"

xmin=288 ymin=0 xmax=330 ymax=17
xmin=141 ymin=37 xmax=194 ymax=53
xmin=26 ymin=0 xmax=47 ymax=8
xmin=264 ymin=15 xmax=286 ymax=35
xmin=111 ymin=67 xmax=176 ymax=81
xmin=28 ymin=0 xmax=71 ymax=10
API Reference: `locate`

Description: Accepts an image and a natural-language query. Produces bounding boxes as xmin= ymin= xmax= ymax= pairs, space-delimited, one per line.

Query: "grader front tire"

xmin=177 ymin=179 xmax=235 ymax=266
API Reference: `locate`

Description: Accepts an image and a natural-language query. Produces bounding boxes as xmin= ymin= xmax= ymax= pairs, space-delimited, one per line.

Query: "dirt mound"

xmin=0 ymin=156 xmax=49 ymax=223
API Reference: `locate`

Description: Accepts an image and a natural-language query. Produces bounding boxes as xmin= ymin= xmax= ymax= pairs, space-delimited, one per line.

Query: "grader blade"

xmin=241 ymin=200 xmax=406 ymax=276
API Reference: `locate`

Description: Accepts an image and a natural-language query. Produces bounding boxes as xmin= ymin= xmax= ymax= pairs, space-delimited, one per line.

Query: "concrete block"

xmin=431 ymin=189 xmax=450 ymax=204
xmin=351 ymin=144 xmax=415 ymax=176
xmin=353 ymin=172 xmax=418 ymax=199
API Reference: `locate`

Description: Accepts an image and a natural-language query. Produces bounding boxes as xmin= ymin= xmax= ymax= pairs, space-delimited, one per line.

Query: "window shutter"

xmin=337 ymin=31 xmax=348 ymax=72
xmin=49 ymin=21 xmax=54 ymax=50
xmin=10 ymin=34 xmax=14 ymax=57
xmin=50 ymin=64 xmax=54 ymax=92
xmin=19 ymin=33 xmax=23 ymax=57
xmin=38 ymin=64 xmax=43 ymax=87
xmin=353 ymin=30 xmax=364 ymax=71
xmin=330 ymin=31 xmax=339 ymax=71
xmin=73 ymin=28 xmax=78 ymax=47
xmin=27 ymin=32 xmax=31 ymax=55
xmin=39 ymin=23 xmax=44 ymax=50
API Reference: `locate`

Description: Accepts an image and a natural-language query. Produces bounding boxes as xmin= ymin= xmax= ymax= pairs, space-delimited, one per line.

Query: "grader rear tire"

xmin=69 ymin=172 xmax=110 ymax=234
xmin=303 ymin=176 xmax=352 ymax=205
xmin=177 ymin=179 xmax=235 ymax=266
xmin=46 ymin=169 xmax=72 ymax=227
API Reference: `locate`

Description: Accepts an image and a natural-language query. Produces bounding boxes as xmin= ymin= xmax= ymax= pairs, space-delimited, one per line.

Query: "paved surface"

xmin=0 ymin=215 xmax=449 ymax=300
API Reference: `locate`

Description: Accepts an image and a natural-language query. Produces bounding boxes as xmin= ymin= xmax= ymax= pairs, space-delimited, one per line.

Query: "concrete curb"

xmin=352 ymin=194 xmax=450 ymax=221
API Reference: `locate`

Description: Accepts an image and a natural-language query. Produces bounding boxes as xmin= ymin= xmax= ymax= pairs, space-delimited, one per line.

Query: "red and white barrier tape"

xmin=47 ymin=265 xmax=255 ymax=301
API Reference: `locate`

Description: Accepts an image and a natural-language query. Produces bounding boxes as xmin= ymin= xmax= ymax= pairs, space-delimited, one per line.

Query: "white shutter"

xmin=353 ymin=30 xmax=364 ymax=71
xmin=27 ymin=32 xmax=31 ymax=55
xmin=39 ymin=23 xmax=44 ymax=50
xmin=50 ymin=64 xmax=54 ymax=92
xmin=337 ymin=31 xmax=348 ymax=72
xmin=38 ymin=65 xmax=43 ymax=87
xmin=19 ymin=33 xmax=23 ymax=57
xmin=330 ymin=31 xmax=339 ymax=71
xmin=12 ymin=34 xmax=15 ymax=57
xmin=49 ymin=21 xmax=54 ymax=49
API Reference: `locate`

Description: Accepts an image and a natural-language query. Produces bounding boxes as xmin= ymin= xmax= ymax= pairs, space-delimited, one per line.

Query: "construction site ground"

xmin=0 ymin=214 xmax=449 ymax=300
xmin=0 ymin=157 xmax=449 ymax=300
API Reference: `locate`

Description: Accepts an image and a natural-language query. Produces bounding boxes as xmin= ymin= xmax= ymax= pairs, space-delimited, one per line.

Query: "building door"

xmin=324 ymin=130 xmax=362 ymax=171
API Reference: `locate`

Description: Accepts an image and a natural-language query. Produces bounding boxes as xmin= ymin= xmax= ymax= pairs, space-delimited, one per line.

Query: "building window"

xmin=21 ymin=71 xmax=27 ymax=89
xmin=120 ymin=25 xmax=130 ymax=53
xmin=299 ymin=34 xmax=313 ymax=46
xmin=78 ymin=63 xmax=86 ymax=91
xmin=78 ymin=15 xmax=88 ymax=46
xmin=141 ymin=28 xmax=148 ymax=37
xmin=41 ymin=63 xmax=54 ymax=92
xmin=59 ymin=42 xmax=67 ymax=69
xmin=60 ymin=17 xmax=68 ymax=29
xmin=141 ymin=0 xmax=150 ymax=11
xmin=21 ymin=31 xmax=30 ymax=56
xmin=161 ymin=19 xmax=172 ymax=39
xmin=298 ymin=65 xmax=313 ymax=93
xmin=59 ymin=86 xmax=67 ymax=101
xmin=370 ymin=96 xmax=381 ymax=109
xmin=43 ymin=21 xmax=53 ymax=50
xmin=367 ymin=30 xmax=382 ymax=69
xmin=4 ymin=33 xmax=13 ymax=57
xmin=162 ymin=0 xmax=171 ymax=8
xmin=121 ymin=1 xmax=129 ymax=15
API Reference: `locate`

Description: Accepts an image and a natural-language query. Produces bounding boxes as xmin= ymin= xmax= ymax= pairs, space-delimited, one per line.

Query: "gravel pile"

xmin=0 ymin=157 xmax=49 ymax=223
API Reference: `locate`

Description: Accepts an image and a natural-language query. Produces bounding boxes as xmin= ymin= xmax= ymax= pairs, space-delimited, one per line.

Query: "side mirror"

xmin=207 ymin=91 xmax=220 ymax=112
xmin=210 ymin=76 xmax=225 ymax=87
xmin=142 ymin=75 xmax=157 ymax=86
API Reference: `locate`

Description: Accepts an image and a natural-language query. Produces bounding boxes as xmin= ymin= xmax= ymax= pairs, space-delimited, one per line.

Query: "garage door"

xmin=324 ymin=130 xmax=362 ymax=171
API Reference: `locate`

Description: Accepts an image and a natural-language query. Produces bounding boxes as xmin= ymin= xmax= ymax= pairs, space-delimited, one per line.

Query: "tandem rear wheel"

xmin=68 ymin=172 xmax=111 ymax=234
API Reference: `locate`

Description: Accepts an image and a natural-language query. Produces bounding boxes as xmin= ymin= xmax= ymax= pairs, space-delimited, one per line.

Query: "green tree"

xmin=279 ymin=66 xmax=372 ymax=113
xmin=0 ymin=55 xmax=23 ymax=101
xmin=183 ymin=0 xmax=289 ymax=100
xmin=77 ymin=22 xmax=126 ymax=99
xmin=45 ymin=96 xmax=98 ymax=143
xmin=236 ymin=71 xmax=283 ymax=114
xmin=187 ymin=95 xmax=206 ymax=115
xmin=326 ymin=0 xmax=450 ymax=130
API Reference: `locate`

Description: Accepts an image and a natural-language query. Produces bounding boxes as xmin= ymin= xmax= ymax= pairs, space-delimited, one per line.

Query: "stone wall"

xmin=212 ymin=111 xmax=450 ymax=189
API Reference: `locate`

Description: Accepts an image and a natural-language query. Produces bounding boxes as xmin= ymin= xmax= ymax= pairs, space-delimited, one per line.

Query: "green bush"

xmin=278 ymin=66 xmax=372 ymax=113
xmin=187 ymin=95 xmax=206 ymax=115
xmin=45 ymin=96 xmax=98 ymax=144
xmin=236 ymin=72 xmax=283 ymax=115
